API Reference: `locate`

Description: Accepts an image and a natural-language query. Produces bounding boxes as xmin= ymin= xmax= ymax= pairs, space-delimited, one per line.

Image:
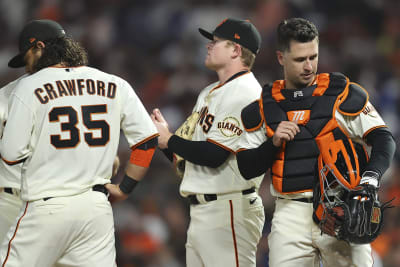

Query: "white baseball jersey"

xmin=0 ymin=76 xmax=26 ymax=244
xmin=180 ymin=71 xmax=263 ymax=196
xmin=1 ymin=66 xmax=158 ymax=201
xmin=238 ymin=101 xmax=387 ymax=199
xmin=0 ymin=75 xmax=28 ymax=189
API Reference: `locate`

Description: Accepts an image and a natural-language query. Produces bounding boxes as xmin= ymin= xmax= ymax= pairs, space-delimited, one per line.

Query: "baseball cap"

xmin=199 ymin=18 xmax=261 ymax=54
xmin=8 ymin=19 xmax=66 ymax=68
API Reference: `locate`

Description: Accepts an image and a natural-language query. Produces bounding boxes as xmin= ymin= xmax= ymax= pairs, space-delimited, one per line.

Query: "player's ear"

xmin=232 ymin=43 xmax=242 ymax=59
xmin=36 ymin=41 xmax=46 ymax=49
xmin=276 ymin=50 xmax=284 ymax=66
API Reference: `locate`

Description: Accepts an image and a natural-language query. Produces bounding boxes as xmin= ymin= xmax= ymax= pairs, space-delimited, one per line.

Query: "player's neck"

xmin=216 ymin=64 xmax=249 ymax=85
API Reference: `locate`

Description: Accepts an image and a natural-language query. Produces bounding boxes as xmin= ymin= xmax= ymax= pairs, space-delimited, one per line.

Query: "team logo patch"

xmin=287 ymin=110 xmax=310 ymax=125
xmin=293 ymin=90 xmax=303 ymax=98
xmin=217 ymin=117 xmax=242 ymax=137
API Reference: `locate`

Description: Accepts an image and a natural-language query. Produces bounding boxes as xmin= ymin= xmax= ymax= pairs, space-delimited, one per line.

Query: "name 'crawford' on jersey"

xmin=34 ymin=78 xmax=117 ymax=104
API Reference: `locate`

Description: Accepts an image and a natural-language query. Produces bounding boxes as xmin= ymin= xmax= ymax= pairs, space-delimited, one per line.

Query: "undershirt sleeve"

xmin=167 ymin=135 xmax=230 ymax=168
xmin=364 ymin=128 xmax=396 ymax=178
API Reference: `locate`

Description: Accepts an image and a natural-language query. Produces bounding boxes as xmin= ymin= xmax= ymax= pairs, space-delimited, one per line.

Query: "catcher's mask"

xmin=313 ymin=129 xmax=368 ymax=223
xmin=311 ymin=129 xmax=392 ymax=244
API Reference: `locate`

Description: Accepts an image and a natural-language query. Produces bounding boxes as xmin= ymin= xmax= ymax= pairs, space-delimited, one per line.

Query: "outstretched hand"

xmin=151 ymin=108 xmax=173 ymax=149
xmin=272 ymin=121 xmax=300 ymax=147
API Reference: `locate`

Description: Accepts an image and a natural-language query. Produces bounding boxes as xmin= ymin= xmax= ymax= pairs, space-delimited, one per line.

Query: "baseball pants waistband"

xmin=188 ymin=187 xmax=256 ymax=205
xmin=43 ymin=184 xmax=108 ymax=201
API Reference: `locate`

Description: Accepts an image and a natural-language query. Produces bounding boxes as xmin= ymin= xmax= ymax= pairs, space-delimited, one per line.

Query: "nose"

xmin=304 ymin=60 xmax=312 ymax=72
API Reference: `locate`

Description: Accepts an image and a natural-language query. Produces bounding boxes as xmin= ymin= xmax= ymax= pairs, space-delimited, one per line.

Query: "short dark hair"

xmin=277 ymin=18 xmax=319 ymax=52
xmin=32 ymin=36 xmax=88 ymax=73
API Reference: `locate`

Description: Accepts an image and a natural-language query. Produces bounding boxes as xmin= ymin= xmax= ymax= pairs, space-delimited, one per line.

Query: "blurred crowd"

xmin=1 ymin=0 xmax=399 ymax=266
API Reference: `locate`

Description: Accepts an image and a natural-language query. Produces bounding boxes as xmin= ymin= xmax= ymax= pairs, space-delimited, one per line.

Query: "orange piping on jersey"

xmin=208 ymin=71 xmax=250 ymax=95
xmin=130 ymin=147 xmax=155 ymax=167
xmin=338 ymin=82 xmax=369 ymax=116
xmin=312 ymin=73 xmax=331 ymax=96
xmin=2 ymin=202 xmax=29 ymax=267
xmin=229 ymin=200 xmax=240 ymax=267
xmin=130 ymin=133 xmax=159 ymax=150
xmin=362 ymin=125 xmax=388 ymax=140
xmin=206 ymin=138 xmax=235 ymax=154
xmin=236 ymin=148 xmax=246 ymax=153
xmin=1 ymin=157 xmax=25 ymax=166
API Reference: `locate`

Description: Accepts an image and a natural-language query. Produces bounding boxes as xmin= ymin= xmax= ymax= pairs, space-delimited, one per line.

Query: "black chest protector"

xmin=260 ymin=73 xmax=363 ymax=194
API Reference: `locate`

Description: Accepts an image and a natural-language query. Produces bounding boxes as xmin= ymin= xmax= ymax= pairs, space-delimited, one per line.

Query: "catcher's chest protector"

xmin=261 ymin=73 xmax=361 ymax=194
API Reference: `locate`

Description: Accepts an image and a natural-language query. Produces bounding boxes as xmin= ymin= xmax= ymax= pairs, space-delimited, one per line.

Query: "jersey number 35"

xmin=49 ymin=104 xmax=109 ymax=149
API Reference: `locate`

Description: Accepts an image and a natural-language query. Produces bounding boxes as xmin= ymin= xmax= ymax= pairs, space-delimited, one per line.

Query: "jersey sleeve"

xmin=120 ymin=80 xmax=158 ymax=148
xmin=206 ymin=92 xmax=259 ymax=152
xmin=336 ymin=101 xmax=387 ymax=141
xmin=1 ymin=92 xmax=34 ymax=164
xmin=237 ymin=125 xmax=268 ymax=151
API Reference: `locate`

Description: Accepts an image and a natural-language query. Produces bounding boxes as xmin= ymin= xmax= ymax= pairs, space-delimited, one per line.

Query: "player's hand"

xmin=272 ymin=121 xmax=300 ymax=147
xmin=104 ymin=183 xmax=129 ymax=203
xmin=151 ymin=108 xmax=173 ymax=149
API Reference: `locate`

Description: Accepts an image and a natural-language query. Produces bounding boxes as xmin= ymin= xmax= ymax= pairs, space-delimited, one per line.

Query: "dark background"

xmin=1 ymin=0 xmax=399 ymax=266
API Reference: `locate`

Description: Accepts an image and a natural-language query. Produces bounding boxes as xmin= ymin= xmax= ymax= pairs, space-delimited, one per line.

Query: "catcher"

xmin=236 ymin=18 xmax=396 ymax=267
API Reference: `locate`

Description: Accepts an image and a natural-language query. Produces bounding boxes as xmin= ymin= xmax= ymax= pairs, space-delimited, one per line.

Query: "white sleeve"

xmin=1 ymin=93 xmax=34 ymax=163
xmin=120 ymin=81 xmax=158 ymax=148
xmin=237 ymin=125 xmax=268 ymax=151
xmin=336 ymin=101 xmax=387 ymax=141
xmin=206 ymin=94 xmax=257 ymax=152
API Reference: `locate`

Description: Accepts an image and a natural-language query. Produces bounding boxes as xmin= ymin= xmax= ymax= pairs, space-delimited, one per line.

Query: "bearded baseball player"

xmin=237 ymin=18 xmax=396 ymax=266
xmin=0 ymin=19 xmax=158 ymax=267
xmin=152 ymin=18 xmax=265 ymax=267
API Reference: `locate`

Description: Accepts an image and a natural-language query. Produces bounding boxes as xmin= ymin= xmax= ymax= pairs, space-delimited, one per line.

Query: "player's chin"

xmin=205 ymin=61 xmax=220 ymax=71
xmin=300 ymin=74 xmax=315 ymax=86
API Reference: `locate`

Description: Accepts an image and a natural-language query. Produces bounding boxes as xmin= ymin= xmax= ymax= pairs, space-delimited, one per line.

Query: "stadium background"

xmin=1 ymin=0 xmax=399 ymax=266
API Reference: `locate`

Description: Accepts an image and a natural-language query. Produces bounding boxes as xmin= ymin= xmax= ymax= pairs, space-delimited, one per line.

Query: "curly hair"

xmin=32 ymin=36 xmax=88 ymax=73
xmin=277 ymin=18 xmax=319 ymax=52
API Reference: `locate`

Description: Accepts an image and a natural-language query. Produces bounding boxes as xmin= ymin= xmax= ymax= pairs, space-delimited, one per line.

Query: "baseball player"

xmin=152 ymin=18 xmax=265 ymax=267
xmin=237 ymin=18 xmax=396 ymax=267
xmin=0 ymin=19 xmax=158 ymax=267
xmin=0 ymin=76 xmax=28 ymax=243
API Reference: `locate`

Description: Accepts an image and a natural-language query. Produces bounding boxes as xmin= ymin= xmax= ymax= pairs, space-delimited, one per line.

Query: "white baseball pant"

xmin=0 ymin=189 xmax=116 ymax=267
xmin=268 ymin=198 xmax=372 ymax=267
xmin=186 ymin=191 xmax=264 ymax=267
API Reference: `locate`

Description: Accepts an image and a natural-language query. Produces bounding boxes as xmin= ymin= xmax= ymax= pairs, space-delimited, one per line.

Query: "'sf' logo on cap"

xmin=234 ymin=33 xmax=240 ymax=39
xmin=29 ymin=38 xmax=36 ymax=43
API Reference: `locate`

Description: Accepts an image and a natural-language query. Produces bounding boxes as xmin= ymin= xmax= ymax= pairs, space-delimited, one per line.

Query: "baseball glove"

xmin=173 ymin=111 xmax=199 ymax=178
xmin=318 ymin=184 xmax=393 ymax=244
